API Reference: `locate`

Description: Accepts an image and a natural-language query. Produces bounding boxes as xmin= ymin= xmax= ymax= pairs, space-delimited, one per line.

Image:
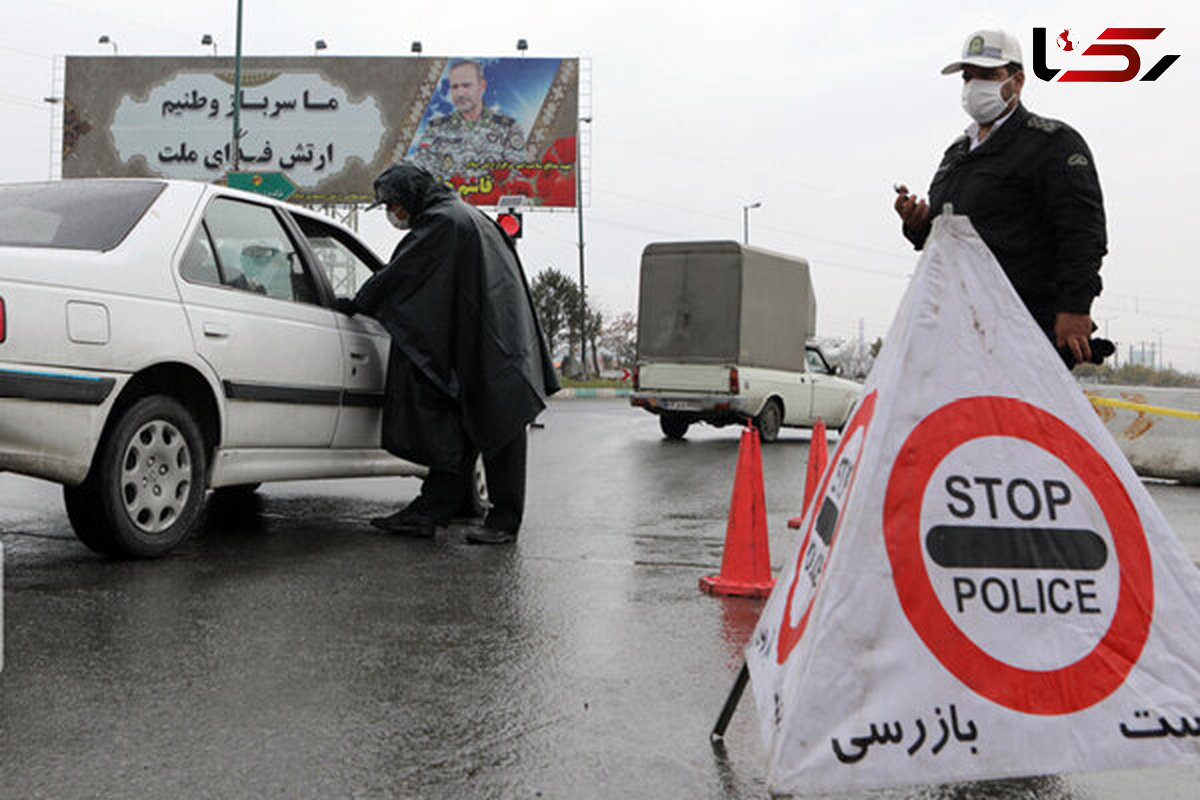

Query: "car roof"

xmin=0 ymin=177 xmax=363 ymax=239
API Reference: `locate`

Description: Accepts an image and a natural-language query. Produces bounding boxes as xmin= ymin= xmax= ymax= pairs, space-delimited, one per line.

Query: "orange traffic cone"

xmin=700 ymin=423 xmax=775 ymax=598
xmin=788 ymin=418 xmax=828 ymax=529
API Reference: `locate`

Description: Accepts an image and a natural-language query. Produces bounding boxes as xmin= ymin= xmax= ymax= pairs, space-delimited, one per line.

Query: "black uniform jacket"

xmin=354 ymin=172 xmax=559 ymax=471
xmin=905 ymin=103 xmax=1107 ymax=332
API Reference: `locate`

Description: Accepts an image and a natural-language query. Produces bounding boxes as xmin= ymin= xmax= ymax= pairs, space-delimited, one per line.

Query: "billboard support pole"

xmin=231 ymin=0 xmax=244 ymax=172
xmin=576 ymin=116 xmax=591 ymax=377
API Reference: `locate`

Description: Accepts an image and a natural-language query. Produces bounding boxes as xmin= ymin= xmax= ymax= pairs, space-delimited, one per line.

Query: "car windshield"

xmin=0 ymin=181 xmax=166 ymax=251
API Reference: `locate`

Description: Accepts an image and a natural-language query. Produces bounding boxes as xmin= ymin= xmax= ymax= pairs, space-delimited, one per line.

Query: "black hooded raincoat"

xmin=353 ymin=166 xmax=559 ymax=472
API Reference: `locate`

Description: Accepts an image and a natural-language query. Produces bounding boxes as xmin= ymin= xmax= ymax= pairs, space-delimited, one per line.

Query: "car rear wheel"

xmin=755 ymin=398 xmax=783 ymax=444
xmin=66 ymin=395 xmax=208 ymax=558
xmin=660 ymin=414 xmax=690 ymax=440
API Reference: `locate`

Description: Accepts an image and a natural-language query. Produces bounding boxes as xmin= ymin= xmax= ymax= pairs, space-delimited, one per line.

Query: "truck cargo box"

xmin=636 ymin=240 xmax=816 ymax=372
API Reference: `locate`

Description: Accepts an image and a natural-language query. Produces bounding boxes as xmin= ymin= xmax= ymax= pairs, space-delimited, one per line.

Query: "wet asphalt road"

xmin=2 ymin=399 xmax=1200 ymax=799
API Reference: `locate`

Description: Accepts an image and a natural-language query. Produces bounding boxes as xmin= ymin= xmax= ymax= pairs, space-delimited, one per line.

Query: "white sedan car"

xmin=0 ymin=178 xmax=444 ymax=557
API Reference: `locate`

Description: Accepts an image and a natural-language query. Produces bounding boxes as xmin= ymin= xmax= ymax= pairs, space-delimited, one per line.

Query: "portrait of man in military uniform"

xmin=410 ymin=60 xmax=531 ymax=177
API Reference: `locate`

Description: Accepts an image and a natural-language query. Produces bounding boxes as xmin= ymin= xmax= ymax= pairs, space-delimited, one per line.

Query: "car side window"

xmin=179 ymin=223 xmax=221 ymax=285
xmin=203 ymin=198 xmax=319 ymax=305
xmin=805 ymin=349 xmax=830 ymax=375
xmin=290 ymin=213 xmax=379 ymax=299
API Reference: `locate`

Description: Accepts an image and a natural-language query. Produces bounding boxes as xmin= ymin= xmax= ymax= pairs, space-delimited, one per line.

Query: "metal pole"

xmin=231 ymin=0 xmax=244 ymax=172
xmin=711 ymin=662 xmax=750 ymax=741
xmin=576 ymin=122 xmax=587 ymax=377
xmin=741 ymin=202 xmax=760 ymax=245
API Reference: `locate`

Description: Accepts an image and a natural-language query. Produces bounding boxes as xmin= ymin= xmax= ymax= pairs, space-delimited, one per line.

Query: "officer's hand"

xmin=893 ymin=184 xmax=930 ymax=233
xmin=1055 ymin=312 xmax=1093 ymax=365
xmin=334 ymin=297 xmax=358 ymax=316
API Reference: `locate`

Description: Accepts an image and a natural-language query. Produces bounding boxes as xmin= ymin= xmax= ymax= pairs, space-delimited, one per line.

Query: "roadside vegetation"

xmin=1073 ymin=363 xmax=1200 ymax=388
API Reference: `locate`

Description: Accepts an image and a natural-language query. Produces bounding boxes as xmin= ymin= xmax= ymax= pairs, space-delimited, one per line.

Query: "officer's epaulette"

xmin=428 ymin=115 xmax=452 ymax=128
xmin=489 ymin=112 xmax=516 ymax=127
xmin=1025 ymin=114 xmax=1062 ymax=134
xmin=944 ymin=134 xmax=970 ymax=154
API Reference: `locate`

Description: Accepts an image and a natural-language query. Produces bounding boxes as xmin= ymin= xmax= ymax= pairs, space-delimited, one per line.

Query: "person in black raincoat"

xmin=341 ymin=163 xmax=559 ymax=544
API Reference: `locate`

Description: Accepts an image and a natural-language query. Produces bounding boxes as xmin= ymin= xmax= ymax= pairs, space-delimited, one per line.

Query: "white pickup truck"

xmin=629 ymin=241 xmax=861 ymax=442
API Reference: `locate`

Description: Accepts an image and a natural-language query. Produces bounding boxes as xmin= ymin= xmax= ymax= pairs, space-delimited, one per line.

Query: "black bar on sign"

xmin=925 ymin=526 xmax=1108 ymax=571
xmin=815 ymin=497 xmax=839 ymax=546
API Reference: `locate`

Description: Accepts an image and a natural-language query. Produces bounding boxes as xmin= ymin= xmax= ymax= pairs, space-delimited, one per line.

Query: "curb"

xmin=551 ymin=387 xmax=633 ymax=400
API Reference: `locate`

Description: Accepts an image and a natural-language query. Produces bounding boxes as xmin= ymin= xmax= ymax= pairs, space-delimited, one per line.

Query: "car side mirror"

xmin=833 ymin=365 xmax=842 ymax=376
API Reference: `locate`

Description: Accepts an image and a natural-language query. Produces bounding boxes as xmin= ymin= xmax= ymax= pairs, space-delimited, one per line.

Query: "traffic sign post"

xmin=228 ymin=171 xmax=298 ymax=201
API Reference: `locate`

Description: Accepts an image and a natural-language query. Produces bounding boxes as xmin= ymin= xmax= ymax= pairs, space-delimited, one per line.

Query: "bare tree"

xmin=600 ymin=311 xmax=638 ymax=367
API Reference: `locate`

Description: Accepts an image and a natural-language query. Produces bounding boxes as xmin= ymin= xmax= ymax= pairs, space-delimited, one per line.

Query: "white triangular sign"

xmin=745 ymin=215 xmax=1200 ymax=796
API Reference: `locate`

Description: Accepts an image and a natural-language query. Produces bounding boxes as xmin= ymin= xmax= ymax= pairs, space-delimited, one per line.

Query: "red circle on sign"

xmin=776 ymin=391 xmax=877 ymax=664
xmin=884 ymin=396 xmax=1152 ymax=715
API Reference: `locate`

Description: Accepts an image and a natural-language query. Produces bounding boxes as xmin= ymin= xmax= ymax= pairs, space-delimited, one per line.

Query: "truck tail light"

xmin=632 ymin=365 xmax=640 ymax=391
xmin=729 ymin=366 xmax=739 ymax=394
xmin=0 ymin=296 xmax=6 ymax=343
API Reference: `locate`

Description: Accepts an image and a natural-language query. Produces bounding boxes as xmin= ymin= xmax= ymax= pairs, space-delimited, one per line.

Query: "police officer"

xmin=895 ymin=29 xmax=1108 ymax=366
xmin=411 ymin=60 xmax=530 ymax=177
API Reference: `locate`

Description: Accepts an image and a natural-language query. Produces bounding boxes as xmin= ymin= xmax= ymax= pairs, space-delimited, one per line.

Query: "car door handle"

xmin=349 ymin=350 xmax=369 ymax=361
xmin=203 ymin=322 xmax=230 ymax=339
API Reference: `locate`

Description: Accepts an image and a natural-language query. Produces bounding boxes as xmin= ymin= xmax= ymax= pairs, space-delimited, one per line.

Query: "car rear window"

xmin=0 ymin=181 xmax=166 ymax=251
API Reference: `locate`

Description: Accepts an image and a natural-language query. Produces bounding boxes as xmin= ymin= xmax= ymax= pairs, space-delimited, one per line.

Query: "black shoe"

xmin=371 ymin=508 xmax=437 ymax=538
xmin=450 ymin=502 xmax=489 ymax=524
xmin=465 ymin=527 xmax=517 ymax=545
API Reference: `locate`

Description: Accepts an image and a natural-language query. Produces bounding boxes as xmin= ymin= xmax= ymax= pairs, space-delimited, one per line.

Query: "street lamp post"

xmin=577 ymin=116 xmax=592 ymax=377
xmin=314 ymin=39 xmax=328 ymax=55
xmin=201 ymin=34 xmax=217 ymax=56
xmin=742 ymin=201 xmax=762 ymax=245
xmin=98 ymin=35 xmax=118 ymax=54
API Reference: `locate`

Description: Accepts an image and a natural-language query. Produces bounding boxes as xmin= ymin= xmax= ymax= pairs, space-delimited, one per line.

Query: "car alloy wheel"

xmin=120 ymin=419 xmax=192 ymax=533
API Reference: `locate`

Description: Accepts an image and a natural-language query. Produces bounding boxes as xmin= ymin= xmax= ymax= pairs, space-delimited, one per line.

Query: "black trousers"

xmin=415 ymin=428 xmax=528 ymax=534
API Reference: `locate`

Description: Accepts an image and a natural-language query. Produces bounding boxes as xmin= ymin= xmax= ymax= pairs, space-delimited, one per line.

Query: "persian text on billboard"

xmin=62 ymin=56 xmax=579 ymax=207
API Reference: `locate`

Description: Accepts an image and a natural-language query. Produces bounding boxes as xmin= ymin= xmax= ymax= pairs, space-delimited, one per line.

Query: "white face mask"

xmin=961 ymin=75 xmax=1014 ymax=124
xmin=386 ymin=209 xmax=411 ymax=231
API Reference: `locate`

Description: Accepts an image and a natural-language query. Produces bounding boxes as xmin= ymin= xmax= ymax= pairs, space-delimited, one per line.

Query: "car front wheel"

xmin=66 ymin=395 xmax=208 ymax=558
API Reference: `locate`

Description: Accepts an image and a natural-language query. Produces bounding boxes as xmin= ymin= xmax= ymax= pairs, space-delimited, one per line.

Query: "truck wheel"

xmin=756 ymin=398 xmax=783 ymax=444
xmin=660 ymin=414 xmax=690 ymax=440
xmin=67 ymin=395 xmax=208 ymax=558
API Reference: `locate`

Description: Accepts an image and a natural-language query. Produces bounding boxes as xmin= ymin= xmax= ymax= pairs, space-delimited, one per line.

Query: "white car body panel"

xmin=0 ymin=179 xmax=423 ymax=490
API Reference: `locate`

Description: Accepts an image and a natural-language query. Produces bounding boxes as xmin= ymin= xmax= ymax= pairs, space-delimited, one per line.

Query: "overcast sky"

xmin=2 ymin=0 xmax=1197 ymax=371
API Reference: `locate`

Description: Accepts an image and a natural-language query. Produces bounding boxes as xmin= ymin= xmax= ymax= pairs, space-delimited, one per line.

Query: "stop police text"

xmin=945 ymin=475 xmax=1071 ymax=521
xmin=953 ymin=576 xmax=1101 ymax=615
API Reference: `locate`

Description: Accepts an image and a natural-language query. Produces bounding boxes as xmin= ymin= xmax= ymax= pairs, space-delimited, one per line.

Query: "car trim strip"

xmin=341 ymin=391 xmax=385 ymax=408
xmin=223 ymin=381 xmax=386 ymax=408
xmin=0 ymin=368 xmax=116 ymax=405
xmin=223 ymin=380 xmax=343 ymax=406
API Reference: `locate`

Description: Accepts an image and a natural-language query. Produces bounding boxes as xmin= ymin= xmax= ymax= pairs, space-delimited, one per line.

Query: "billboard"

xmin=62 ymin=56 xmax=580 ymax=207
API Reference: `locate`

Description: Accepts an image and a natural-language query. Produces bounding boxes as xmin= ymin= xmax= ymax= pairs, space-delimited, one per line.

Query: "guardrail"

xmin=1085 ymin=386 xmax=1200 ymax=484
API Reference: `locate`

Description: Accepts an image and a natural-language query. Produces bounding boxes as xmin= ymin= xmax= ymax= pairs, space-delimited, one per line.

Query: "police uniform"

xmin=905 ymin=102 xmax=1107 ymax=335
xmin=411 ymin=107 xmax=530 ymax=176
